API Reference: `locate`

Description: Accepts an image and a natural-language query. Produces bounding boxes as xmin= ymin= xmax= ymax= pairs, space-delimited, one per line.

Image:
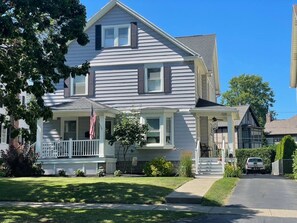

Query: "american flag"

xmin=89 ymin=106 xmax=96 ymax=140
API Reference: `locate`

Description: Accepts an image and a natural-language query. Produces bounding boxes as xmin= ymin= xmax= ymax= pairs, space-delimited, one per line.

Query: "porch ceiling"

xmin=51 ymin=97 xmax=120 ymax=118
xmin=190 ymin=98 xmax=239 ymax=121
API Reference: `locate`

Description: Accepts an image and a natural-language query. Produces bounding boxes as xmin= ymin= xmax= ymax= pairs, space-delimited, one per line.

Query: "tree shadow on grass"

xmin=0 ymin=178 xmax=174 ymax=204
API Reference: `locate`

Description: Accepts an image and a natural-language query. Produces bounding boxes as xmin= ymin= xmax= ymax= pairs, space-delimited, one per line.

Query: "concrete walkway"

xmin=1 ymin=201 xmax=297 ymax=218
xmin=165 ymin=176 xmax=222 ymax=203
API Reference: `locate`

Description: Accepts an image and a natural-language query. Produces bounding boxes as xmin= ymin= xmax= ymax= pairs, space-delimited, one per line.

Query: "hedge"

xmin=275 ymin=135 xmax=296 ymax=161
xmin=236 ymin=146 xmax=276 ymax=173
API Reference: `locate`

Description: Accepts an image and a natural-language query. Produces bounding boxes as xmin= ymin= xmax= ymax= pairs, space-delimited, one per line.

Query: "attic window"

xmin=102 ymin=24 xmax=130 ymax=48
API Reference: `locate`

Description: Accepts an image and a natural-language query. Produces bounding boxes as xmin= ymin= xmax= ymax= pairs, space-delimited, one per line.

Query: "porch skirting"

xmin=39 ymin=157 xmax=117 ymax=175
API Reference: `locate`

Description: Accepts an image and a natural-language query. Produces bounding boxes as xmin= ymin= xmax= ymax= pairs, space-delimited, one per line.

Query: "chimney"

xmin=266 ymin=112 xmax=272 ymax=123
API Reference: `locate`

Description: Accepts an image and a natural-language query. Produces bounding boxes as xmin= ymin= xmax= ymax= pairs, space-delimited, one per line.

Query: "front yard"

xmin=0 ymin=177 xmax=190 ymax=204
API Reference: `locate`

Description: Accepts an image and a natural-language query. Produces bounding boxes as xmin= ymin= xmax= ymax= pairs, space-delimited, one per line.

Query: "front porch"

xmin=36 ymin=98 xmax=120 ymax=175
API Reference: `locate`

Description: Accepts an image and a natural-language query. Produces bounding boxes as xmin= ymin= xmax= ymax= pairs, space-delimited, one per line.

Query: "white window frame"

xmin=102 ymin=24 xmax=131 ymax=48
xmin=0 ymin=123 xmax=7 ymax=144
xmin=144 ymin=64 xmax=164 ymax=93
xmin=140 ymin=112 xmax=174 ymax=149
xmin=70 ymin=75 xmax=88 ymax=96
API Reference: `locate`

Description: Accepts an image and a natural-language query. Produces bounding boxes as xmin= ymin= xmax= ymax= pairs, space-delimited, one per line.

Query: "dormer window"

xmin=71 ymin=75 xmax=88 ymax=96
xmin=102 ymin=24 xmax=130 ymax=48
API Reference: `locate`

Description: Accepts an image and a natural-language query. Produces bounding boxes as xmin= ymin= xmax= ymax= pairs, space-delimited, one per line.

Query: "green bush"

xmin=292 ymin=150 xmax=297 ymax=180
xmin=1 ymin=145 xmax=44 ymax=177
xmin=236 ymin=146 xmax=276 ymax=173
xmin=114 ymin=170 xmax=122 ymax=177
xmin=178 ymin=152 xmax=193 ymax=177
xmin=275 ymin=135 xmax=296 ymax=161
xmin=224 ymin=164 xmax=241 ymax=178
xmin=143 ymin=157 xmax=174 ymax=177
xmin=74 ymin=169 xmax=85 ymax=177
xmin=58 ymin=169 xmax=67 ymax=177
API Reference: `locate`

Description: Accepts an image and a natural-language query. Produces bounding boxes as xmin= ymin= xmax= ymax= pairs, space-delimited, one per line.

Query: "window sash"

xmin=145 ymin=65 xmax=164 ymax=93
xmin=102 ymin=25 xmax=130 ymax=47
xmin=146 ymin=118 xmax=160 ymax=144
xmin=71 ymin=75 xmax=88 ymax=96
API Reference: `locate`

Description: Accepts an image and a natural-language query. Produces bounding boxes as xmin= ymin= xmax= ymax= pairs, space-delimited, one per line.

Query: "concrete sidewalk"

xmin=1 ymin=201 xmax=297 ymax=218
xmin=165 ymin=176 xmax=222 ymax=203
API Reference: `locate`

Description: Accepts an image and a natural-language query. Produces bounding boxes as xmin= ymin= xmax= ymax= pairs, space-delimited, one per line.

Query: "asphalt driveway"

xmin=227 ymin=174 xmax=297 ymax=210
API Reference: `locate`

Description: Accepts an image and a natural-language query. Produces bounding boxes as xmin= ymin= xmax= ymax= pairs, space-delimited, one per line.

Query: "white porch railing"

xmin=41 ymin=139 xmax=102 ymax=158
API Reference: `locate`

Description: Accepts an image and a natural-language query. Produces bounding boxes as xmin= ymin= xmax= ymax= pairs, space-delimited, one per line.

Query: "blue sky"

xmin=81 ymin=0 xmax=297 ymax=120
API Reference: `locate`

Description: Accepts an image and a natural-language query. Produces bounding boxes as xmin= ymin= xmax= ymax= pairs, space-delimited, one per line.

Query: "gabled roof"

xmin=176 ymin=35 xmax=216 ymax=71
xmin=195 ymin=98 xmax=223 ymax=108
xmin=265 ymin=115 xmax=297 ymax=135
xmin=218 ymin=105 xmax=259 ymax=127
xmin=290 ymin=5 xmax=297 ymax=88
xmin=51 ymin=97 xmax=118 ymax=113
xmin=79 ymin=0 xmax=202 ymax=59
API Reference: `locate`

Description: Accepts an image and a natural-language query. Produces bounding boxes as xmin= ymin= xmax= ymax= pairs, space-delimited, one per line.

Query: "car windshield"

xmin=248 ymin=158 xmax=262 ymax=163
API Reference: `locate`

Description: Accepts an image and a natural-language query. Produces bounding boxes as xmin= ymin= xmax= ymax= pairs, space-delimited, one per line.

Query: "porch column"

xmin=36 ymin=118 xmax=43 ymax=156
xmin=99 ymin=115 xmax=106 ymax=158
xmin=227 ymin=115 xmax=235 ymax=156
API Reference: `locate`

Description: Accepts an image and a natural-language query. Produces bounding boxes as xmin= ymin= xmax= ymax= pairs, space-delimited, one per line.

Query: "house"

xmin=36 ymin=0 xmax=239 ymax=175
xmin=290 ymin=5 xmax=297 ymax=88
xmin=265 ymin=113 xmax=297 ymax=145
xmin=0 ymin=92 xmax=29 ymax=153
xmin=215 ymin=105 xmax=262 ymax=150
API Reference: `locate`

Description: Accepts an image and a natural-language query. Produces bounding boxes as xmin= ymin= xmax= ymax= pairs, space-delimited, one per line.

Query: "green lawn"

xmin=201 ymin=177 xmax=239 ymax=206
xmin=0 ymin=207 xmax=201 ymax=223
xmin=0 ymin=177 xmax=190 ymax=204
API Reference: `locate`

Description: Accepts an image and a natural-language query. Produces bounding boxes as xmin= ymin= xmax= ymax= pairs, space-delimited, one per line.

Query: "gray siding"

xmin=65 ymin=6 xmax=190 ymax=67
xmin=43 ymin=119 xmax=61 ymax=142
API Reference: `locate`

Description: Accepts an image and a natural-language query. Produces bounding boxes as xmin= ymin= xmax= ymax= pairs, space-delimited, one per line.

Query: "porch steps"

xmin=194 ymin=158 xmax=224 ymax=176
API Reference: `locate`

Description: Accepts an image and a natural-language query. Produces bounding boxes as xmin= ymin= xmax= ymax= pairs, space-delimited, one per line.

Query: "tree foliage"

xmin=0 ymin=0 xmax=90 ymax=141
xmin=221 ymin=74 xmax=275 ymax=126
xmin=109 ymin=113 xmax=148 ymax=171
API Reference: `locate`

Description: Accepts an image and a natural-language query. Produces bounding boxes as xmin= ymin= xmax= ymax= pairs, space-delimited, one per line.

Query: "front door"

xmin=64 ymin=120 xmax=77 ymax=140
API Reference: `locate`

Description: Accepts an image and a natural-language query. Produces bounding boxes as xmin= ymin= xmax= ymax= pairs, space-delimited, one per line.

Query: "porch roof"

xmin=190 ymin=98 xmax=239 ymax=121
xmin=51 ymin=97 xmax=119 ymax=114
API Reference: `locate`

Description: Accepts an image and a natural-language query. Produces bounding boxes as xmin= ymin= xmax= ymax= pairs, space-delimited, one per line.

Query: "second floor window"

xmin=71 ymin=75 xmax=88 ymax=96
xmin=145 ymin=65 xmax=164 ymax=93
xmin=102 ymin=24 xmax=130 ymax=48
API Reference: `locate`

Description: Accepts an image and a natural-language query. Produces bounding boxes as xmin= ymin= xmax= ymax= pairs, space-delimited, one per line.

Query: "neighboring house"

xmin=215 ymin=105 xmax=262 ymax=150
xmin=265 ymin=113 xmax=297 ymax=145
xmin=290 ymin=5 xmax=297 ymax=88
xmin=36 ymin=0 xmax=239 ymax=175
xmin=0 ymin=91 xmax=30 ymax=155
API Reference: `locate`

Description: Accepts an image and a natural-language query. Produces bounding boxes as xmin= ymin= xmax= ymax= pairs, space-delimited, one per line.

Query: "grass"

xmin=0 ymin=207 xmax=201 ymax=223
xmin=0 ymin=177 xmax=190 ymax=204
xmin=201 ymin=177 xmax=239 ymax=206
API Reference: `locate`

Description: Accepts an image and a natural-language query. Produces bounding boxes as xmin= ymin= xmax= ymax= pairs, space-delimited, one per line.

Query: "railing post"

xmin=195 ymin=140 xmax=200 ymax=175
xmin=68 ymin=138 xmax=73 ymax=158
xmin=222 ymin=139 xmax=225 ymax=173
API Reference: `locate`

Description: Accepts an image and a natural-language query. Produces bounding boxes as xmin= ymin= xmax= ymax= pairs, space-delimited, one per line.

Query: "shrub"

xmin=292 ymin=150 xmax=297 ymax=180
xmin=114 ymin=169 xmax=122 ymax=177
xmin=275 ymin=135 xmax=296 ymax=161
xmin=224 ymin=163 xmax=241 ymax=178
xmin=98 ymin=166 xmax=105 ymax=177
xmin=1 ymin=145 xmax=44 ymax=177
xmin=74 ymin=169 xmax=85 ymax=177
xmin=143 ymin=157 xmax=174 ymax=177
xmin=236 ymin=146 xmax=276 ymax=173
xmin=178 ymin=152 xmax=193 ymax=177
xmin=58 ymin=169 xmax=67 ymax=177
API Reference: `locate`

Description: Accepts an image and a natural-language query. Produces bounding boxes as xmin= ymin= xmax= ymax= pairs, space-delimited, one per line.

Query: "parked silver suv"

xmin=245 ymin=157 xmax=265 ymax=174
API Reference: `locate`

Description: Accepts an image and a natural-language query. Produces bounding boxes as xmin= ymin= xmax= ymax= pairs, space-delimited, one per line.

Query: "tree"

xmin=109 ymin=113 xmax=148 ymax=172
xmin=0 ymin=0 xmax=90 ymax=142
xmin=221 ymin=74 xmax=275 ymax=127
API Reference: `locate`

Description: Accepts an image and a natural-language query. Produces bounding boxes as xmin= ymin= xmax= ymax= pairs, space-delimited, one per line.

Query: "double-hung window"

xmin=145 ymin=64 xmax=164 ymax=93
xmin=146 ymin=118 xmax=160 ymax=144
xmin=71 ymin=75 xmax=88 ymax=96
xmin=102 ymin=24 xmax=130 ymax=48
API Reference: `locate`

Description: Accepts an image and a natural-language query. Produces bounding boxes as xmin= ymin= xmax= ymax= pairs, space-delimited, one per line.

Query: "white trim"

xmin=144 ymin=63 xmax=164 ymax=93
xmin=102 ymin=24 xmax=131 ymax=48
xmin=70 ymin=75 xmax=88 ymax=96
